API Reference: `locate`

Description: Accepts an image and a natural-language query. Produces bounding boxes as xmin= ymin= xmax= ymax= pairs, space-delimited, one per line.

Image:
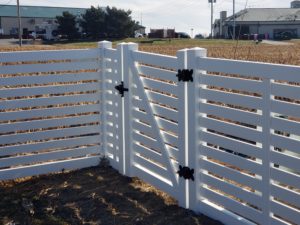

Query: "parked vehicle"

xmin=175 ymin=32 xmax=191 ymax=38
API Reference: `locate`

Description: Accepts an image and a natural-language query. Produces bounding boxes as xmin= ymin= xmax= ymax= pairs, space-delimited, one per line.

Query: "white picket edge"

xmin=270 ymin=183 xmax=300 ymax=209
xmin=271 ymin=99 xmax=300 ymax=118
xmin=0 ymin=145 xmax=100 ymax=168
xmin=271 ymin=82 xmax=300 ymax=100
xmin=0 ymin=83 xmax=99 ymax=98
xmin=0 ymin=156 xmax=101 ymax=181
xmin=132 ymin=50 xmax=178 ymax=70
xmin=270 ymin=200 xmax=300 ymax=225
xmin=0 ymin=48 xmax=100 ymax=63
xmin=0 ymin=72 xmax=100 ymax=86
xmin=197 ymin=57 xmax=300 ymax=82
xmin=270 ymin=134 xmax=300 ymax=154
xmin=200 ymin=116 xmax=262 ymax=143
xmin=199 ymin=102 xmax=262 ymax=126
xmin=0 ymin=93 xmax=100 ymax=110
xmin=199 ymin=158 xmax=262 ymax=190
xmin=0 ymin=104 xmax=100 ymax=122
xmin=0 ymin=61 xmax=100 ymax=75
xmin=200 ymin=74 xmax=263 ymax=94
xmin=0 ymin=125 xmax=100 ymax=145
xmin=270 ymin=150 xmax=300 ymax=172
xmin=200 ymin=88 xmax=263 ymax=110
xmin=139 ymin=65 xmax=178 ymax=83
xmin=271 ymin=167 xmax=300 ymax=189
xmin=201 ymin=145 xmax=262 ymax=175
xmin=201 ymin=172 xmax=262 ymax=207
xmin=0 ymin=135 xmax=101 ymax=157
xmin=199 ymin=186 xmax=263 ymax=224
xmin=140 ymin=76 xmax=178 ymax=96
xmin=271 ymin=117 xmax=300 ymax=136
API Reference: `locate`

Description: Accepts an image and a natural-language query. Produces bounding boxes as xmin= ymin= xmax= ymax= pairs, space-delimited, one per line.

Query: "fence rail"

xmin=0 ymin=41 xmax=299 ymax=225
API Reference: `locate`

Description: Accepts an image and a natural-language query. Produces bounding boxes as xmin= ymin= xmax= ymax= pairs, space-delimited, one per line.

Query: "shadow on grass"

xmin=0 ymin=166 xmax=223 ymax=225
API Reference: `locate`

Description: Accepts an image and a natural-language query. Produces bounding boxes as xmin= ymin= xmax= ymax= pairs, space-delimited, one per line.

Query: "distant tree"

xmin=80 ymin=6 xmax=106 ymax=39
xmin=56 ymin=11 xmax=79 ymax=40
xmin=104 ymin=7 xmax=139 ymax=38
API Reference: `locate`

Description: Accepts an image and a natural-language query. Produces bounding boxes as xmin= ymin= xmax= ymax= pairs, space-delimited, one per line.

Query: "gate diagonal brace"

xmin=115 ymin=81 xmax=128 ymax=97
xmin=177 ymin=69 xmax=194 ymax=82
xmin=177 ymin=165 xmax=194 ymax=181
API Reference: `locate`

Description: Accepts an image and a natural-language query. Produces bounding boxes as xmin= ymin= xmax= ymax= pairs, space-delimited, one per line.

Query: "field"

xmin=0 ymin=38 xmax=300 ymax=65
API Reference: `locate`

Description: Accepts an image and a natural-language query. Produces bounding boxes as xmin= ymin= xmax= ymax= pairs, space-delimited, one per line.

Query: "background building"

xmin=0 ymin=5 xmax=86 ymax=36
xmin=214 ymin=1 xmax=300 ymax=40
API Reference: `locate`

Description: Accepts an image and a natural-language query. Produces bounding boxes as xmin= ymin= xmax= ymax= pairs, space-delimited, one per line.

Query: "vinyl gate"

xmin=0 ymin=41 xmax=299 ymax=225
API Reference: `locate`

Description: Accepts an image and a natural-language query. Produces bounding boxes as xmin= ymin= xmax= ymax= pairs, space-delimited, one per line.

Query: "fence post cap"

xmin=98 ymin=40 xmax=112 ymax=48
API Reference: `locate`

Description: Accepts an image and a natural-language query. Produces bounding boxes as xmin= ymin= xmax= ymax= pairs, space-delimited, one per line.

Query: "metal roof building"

xmin=0 ymin=5 xmax=87 ymax=36
xmin=214 ymin=1 xmax=300 ymax=40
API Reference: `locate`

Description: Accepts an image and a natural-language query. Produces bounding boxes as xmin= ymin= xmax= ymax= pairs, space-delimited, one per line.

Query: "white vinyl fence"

xmin=0 ymin=41 xmax=299 ymax=225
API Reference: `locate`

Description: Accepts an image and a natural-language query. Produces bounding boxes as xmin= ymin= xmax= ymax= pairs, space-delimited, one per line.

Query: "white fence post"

xmin=177 ymin=49 xmax=189 ymax=208
xmin=122 ymin=42 xmax=139 ymax=177
xmin=98 ymin=41 xmax=112 ymax=156
xmin=262 ymin=78 xmax=272 ymax=225
xmin=187 ymin=47 xmax=207 ymax=211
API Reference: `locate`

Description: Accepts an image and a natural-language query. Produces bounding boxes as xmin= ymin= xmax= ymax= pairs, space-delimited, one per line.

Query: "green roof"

xmin=0 ymin=5 xmax=87 ymax=18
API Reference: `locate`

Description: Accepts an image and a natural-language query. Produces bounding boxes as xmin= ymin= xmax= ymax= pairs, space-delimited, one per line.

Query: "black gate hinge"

xmin=115 ymin=81 xmax=128 ymax=97
xmin=177 ymin=165 xmax=194 ymax=181
xmin=177 ymin=69 xmax=194 ymax=82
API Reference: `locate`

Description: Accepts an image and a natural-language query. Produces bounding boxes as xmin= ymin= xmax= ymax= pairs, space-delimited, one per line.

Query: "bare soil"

xmin=0 ymin=165 xmax=223 ymax=225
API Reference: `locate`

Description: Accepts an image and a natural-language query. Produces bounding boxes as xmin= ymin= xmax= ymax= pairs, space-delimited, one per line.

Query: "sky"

xmin=5 ymin=0 xmax=291 ymax=36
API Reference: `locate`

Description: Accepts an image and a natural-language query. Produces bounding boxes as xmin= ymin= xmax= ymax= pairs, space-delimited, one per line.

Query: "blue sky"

xmin=13 ymin=0 xmax=290 ymax=35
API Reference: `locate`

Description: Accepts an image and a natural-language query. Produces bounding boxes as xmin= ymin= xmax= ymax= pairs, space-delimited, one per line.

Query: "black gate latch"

xmin=177 ymin=165 xmax=194 ymax=181
xmin=115 ymin=81 xmax=128 ymax=97
xmin=177 ymin=69 xmax=194 ymax=82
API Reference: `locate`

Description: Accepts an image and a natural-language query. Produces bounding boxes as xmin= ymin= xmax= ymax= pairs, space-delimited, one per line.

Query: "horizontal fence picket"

xmin=0 ymin=156 xmax=100 ymax=181
xmin=200 ymin=88 xmax=262 ymax=110
xmin=201 ymin=145 xmax=262 ymax=175
xmin=199 ymin=130 xmax=262 ymax=158
xmin=201 ymin=172 xmax=262 ymax=208
xmin=0 ymin=125 xmax=100 ymax=145
xmin=132 ymin=87 xmax=178 ymax=109
xmin=141 ymin=76 xmax=178 ymax=96
xmin=132 ymin=131 xmax=159 ymax=152
xmin=200 ymin=158 xmax=261 ymax=190
xmin=0 ymin=93 xmax=100 ymax=110
xmin=270 ymin=134 xmax=300 ymax=154
xmin=139 ymin=65 xmax=178 ymax=82
xmin=197 ymin=57 xmax=300 ymax=82
xmin=199 ymin=186 xmax=263 ymax=224
xmin=271 ymin=167 xmax=300 ymax=189
xmin=0 ymin=114 xmax=99 ymax=134
xmin=132 ymin=120 xmax=178 ymax=147
xmin=199 ymin=102 xmax=262 ymax=126
xmin=0 ymin=145 xmax=100 ymax=168
xmin=132 ymin=164 xmax=176 ymax=198
xmin=270 ymin=200 xmax=300 ymax=225
xmin=200 ymin=116 xmax=262 ymax=143
xmin=133 ymin=142 xmax=164 ymax=165
xmin=271 ymin=82 xmax=300 ymax=100
xmin=270 ymin=150 xmax=300 ymax=172
xmin=132 ymin=51 xmax=177 ymax=70
xmin=270 ymin=184 xmax=300 ymax=209
xmin=133 ymin=98 xmax=178 ymax=122
xmin=0 ymin=83 xmax=99 ymax=98
xmin=104 ymin=48 xmax=117 ymax=59
xmin=0 ymin=135 xmax=101 ymax=157
xmin=0 ymin=48 xmax=99 ymax=63
xmin=271 ymin=117 xmax=300 ymax=136
xmin=134 ymin=154 xmax=169 ymax=179
xmin=200 ymin=74 xmax=263 ymax=94
xmin=0 ymin=61 xmax=99 ymax=75
xmin=132 ymin=109 xmax=178 ymax=134
xmin=0 ymin=104 xmax=100 ymax=122
xmin=0 ymin=72 xmax=100 ymax=86
xmin=271 ymin=99 xmax=300 ymax=118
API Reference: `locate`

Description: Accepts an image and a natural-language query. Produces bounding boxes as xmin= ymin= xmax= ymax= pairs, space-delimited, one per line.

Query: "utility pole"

xmin=17 ymin=0 xmax=22 ymax=47
xmin=233 ymin=0 xmax=236 ymax=40
xmin=209 ymin=0 xmax=216 ymax=39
